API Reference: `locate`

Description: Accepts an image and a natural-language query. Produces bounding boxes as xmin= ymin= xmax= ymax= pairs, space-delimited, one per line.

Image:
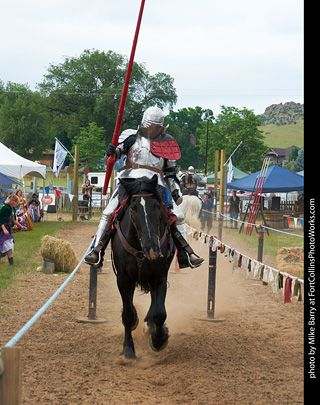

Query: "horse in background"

xmin=179 ymin=195 xmax=202 ymax=230
xmin=111 ymin=175 xmax=174 ymax=359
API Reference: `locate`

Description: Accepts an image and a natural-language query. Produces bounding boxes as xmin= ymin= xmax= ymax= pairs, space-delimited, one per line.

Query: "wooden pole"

xmin=0 ymin=346 xmax=22 ymax=404
xmin=76 ymin=265 xmax=107 ymax=324
xmin=72 ymin=145 xmax=79 ymax=222
xmin=207 ymin=245 xmax=217 ymax=318
xmin=219 ymin=150 xmax=226 ymax=216
xmin=205 ymin=110 xmax=209 ymax=175
xmin=214 ymin=150 xmax=219 ymax=214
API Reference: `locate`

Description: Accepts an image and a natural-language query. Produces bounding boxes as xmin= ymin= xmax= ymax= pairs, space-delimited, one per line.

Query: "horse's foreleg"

xmin=117 ymin=275 xmax=138 ymax=359
xmin=143 ymin=290 xmax=156 ymax=336
xmin=149 ymin=277 xmax=169 ymax=352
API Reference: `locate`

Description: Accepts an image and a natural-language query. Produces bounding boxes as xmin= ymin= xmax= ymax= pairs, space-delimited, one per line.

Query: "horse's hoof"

xmin=149 ymin=326 xmax=169 ymax=352
xmin=121 ymin=347 xmax=136 ymax=359
xmin=149 ymin=334 xmax=169 ymax=352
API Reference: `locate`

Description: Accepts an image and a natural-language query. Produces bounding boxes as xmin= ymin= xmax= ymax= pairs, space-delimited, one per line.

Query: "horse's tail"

xmin=183 ymin=197 xmax=202 ymax=230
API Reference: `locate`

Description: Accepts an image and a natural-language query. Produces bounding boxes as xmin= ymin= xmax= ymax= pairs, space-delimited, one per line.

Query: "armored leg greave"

xmin=84 ymin=189 xmax=120 ymax=267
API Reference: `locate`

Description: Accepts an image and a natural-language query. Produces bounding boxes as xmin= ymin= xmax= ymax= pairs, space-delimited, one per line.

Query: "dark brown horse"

xmin=111 ymin=175 xmax=174 ymax=359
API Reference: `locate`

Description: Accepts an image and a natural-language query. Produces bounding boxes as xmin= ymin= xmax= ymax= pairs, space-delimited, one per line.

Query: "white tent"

xmin=0 ymin=142 xmax=46 ymax=180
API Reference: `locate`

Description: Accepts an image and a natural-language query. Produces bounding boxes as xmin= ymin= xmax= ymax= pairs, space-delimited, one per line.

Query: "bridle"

xmin=114 ymin=192 xmax=168 ymax=269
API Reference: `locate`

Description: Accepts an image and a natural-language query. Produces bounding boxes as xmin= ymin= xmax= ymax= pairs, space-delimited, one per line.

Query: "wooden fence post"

xmin=76 ymin=265 xmax=107 ymax=324
xmin=207 ymin=244 xmax=217 ymax=318
xmin=0 ymin=346 xmax=22 ymax=404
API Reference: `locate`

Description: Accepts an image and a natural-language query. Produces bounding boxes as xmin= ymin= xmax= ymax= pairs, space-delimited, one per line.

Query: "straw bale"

xmin=40 ymin=235 xmax=78 ymax=273
xmin=277 ymin=247 xmax=304 ymax=279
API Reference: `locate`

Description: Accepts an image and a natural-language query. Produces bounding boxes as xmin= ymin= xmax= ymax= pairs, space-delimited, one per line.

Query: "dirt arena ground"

xmin=0 ymin=221 xmax=304 ymax=404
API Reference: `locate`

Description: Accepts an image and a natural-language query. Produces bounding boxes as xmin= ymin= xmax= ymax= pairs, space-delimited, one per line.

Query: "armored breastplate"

xmin=126 ymin=135 xmax=164 ymax=170
xmin=184 ymin=174 xmax=197 ymax=189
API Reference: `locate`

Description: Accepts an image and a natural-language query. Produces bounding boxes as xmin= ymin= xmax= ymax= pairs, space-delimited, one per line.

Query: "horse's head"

xmin=119 ymin=175 xmax=165 ymax=261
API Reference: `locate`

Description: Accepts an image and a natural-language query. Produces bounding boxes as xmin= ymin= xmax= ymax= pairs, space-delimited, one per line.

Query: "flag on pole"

xmin=53 ymin=139 xmax=68 ymax=177
xmin=227 ymin=158 xmax=234 ymax=184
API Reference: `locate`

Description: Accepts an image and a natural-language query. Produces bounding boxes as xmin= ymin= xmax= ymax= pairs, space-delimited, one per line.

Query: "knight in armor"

xmin=85 ymin=106 xmax=204 ymax=269
xmin=180 ymin=166 xmax=205 ymax=196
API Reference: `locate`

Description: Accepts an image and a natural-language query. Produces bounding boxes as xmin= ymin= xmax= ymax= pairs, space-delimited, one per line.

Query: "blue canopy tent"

xmin=0 ymin=172 xmax=23 ymax=186
xmin=1 ymin=172 xmax=23 ymax=204
xmin=226 ymin=165 xmax=304 ymax=193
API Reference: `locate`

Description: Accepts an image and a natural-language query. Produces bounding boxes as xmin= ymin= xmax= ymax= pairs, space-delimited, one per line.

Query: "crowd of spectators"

xmin=0 ymin=190 xmax=43 ymax=265
xmin=14 ymin=189 xmax=43 ymax=228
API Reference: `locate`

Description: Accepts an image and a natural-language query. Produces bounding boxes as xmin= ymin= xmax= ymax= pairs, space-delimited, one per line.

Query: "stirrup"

xmin=186 ymin=252 xmax=204 ymax=268
xmin=84 ymin=249 xmax=102 ymax=267
xmin=177 ymin=250 xmax=204 ymax=269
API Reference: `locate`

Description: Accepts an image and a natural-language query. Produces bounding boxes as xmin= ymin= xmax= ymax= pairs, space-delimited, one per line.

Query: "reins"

xmin=113 ymin=192 xmax=168 ymax=275
xmin=131 ymin=193 xmax=153 ymax=198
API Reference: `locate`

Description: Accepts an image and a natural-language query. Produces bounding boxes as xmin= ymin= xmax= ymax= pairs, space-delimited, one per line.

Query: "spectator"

xmin=297 ymin=193 xmax=304 ymax=214
xmin=80 ymin=179 xmax=95 ymax=220
xmin=201 ymin=192 xmax=214 ymax=233
xmin=31 ymin=193 xmax=40 ymax=208
xmin=15 ymin=189 xmax=27 ymax=209
xmin=28 ymin=199 xmax=40 ymax=222
xmin=32 ymin=193 xmax=44 ymax=220
xmin=15 ymin=202 xmax=28 ymax=230
xmin=27 ymin=193 xmax=42 ymax=222
xmin=0 ymin=194 xmax=27 ymax=265
xmin=15 ymin=189 xmax=33 ymax=229
xmin=229 ymin=190 xmax=240 ymax=229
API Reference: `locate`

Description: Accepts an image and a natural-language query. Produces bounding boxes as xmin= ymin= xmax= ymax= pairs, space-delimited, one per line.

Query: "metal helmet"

xmin=188 ymin=166 xmax=195 ymax=172
xmin=140 ymin=105 xmax=165 ymax=139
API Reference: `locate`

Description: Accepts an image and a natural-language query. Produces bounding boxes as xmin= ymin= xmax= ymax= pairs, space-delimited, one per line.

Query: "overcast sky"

xmin=1 ymin=0 xmax=303 ymax=115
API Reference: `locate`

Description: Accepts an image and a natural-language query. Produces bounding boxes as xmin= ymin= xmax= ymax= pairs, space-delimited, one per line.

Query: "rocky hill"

xmin=259 ymin=101 xmax=304 ymax=125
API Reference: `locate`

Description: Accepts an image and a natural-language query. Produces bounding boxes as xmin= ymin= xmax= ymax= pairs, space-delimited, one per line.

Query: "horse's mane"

xmin=119 ymin=176 xmax=162 ymax=204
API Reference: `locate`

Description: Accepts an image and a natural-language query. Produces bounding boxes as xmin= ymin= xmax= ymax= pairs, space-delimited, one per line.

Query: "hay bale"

xmin=277 ymin=247 xmax=304 ymax=279
xmin=40 ymin=235 xmax=78 ymax=273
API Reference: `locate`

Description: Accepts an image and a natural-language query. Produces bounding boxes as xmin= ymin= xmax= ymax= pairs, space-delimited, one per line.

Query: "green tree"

xmin=166 ymin=107 xmax=213 ymax=170
xmin=294 ymin=148 xmax=304 ymax=172
xmin=0 ymin=82 xmax=54 ymax=158
xmin=38 ymin=49 xmax=177 ymax=143
xmin=198 ymin=106 xmax=266 ymax=173
xmin=71 ymin=122 xmax=106 ymax=170
xmin=289 ymin=147 xmax=299 ymax=162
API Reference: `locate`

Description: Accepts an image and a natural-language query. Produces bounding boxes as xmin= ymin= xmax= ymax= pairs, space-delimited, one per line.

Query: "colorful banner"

xmin=53 ymin=139 xmax=68 ymax=177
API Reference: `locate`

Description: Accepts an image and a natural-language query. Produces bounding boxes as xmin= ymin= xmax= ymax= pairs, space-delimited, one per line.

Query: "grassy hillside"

xmin=259 ymin=118 xmax=304 ymax=148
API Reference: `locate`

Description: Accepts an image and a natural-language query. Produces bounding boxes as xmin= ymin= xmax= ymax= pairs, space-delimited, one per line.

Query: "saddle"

xmin=93 ymin=197 xmax=177 ymax=262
